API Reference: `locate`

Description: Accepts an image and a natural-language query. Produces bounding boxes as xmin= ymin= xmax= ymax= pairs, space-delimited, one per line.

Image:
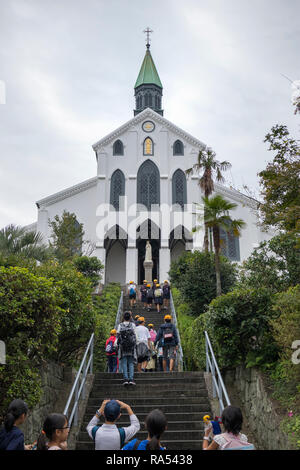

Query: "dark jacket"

xmin=0 ymin=426 xmax=24 ymax=450
xmin=155 ymin=322 xmax=179 ymax=347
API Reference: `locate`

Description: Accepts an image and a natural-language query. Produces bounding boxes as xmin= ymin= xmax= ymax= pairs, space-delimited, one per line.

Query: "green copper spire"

xmin=134 ymin=30 xmax=163 ymax=116
xmin=134 ymin=47 xmax=163 ymax=89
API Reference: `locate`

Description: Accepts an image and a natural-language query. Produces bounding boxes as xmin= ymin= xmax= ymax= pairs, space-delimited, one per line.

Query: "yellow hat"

xmin=148 ymin=323 xmax=154 ymax=328
xmin=147 ymin=284 xmax=151 ymax=287
xmin=129 ymin=281 xmax=133 ymax=284
xmin=156 ymin=283 xmax=160 ymax=287
xmin=135 ymin=315 xmax=140 ymax=320
xmin=110 ymin=329 xmax=117 ymax=335
xmin=164 ymin=280 xmax=169 ymax=283
xmin=143 ymin=280 xmax=147 ymax=283
xmin=138 ymin=316 xmax=145 ymax=322
xmin=164 ymin=314 xmax=172 ymax=320
xmin=153 ymin=279 xmax=158 ymax=282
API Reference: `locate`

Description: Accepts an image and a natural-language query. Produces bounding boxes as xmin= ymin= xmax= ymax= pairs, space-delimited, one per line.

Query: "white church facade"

xmin=31 ymin=41 xmax=272 ymax=285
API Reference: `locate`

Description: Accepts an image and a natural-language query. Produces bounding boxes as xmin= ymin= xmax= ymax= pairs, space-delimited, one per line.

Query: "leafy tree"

xmin=49 ymin=211 xmax=84 ymax=263
xmin=73 ymin=256 xmax=104 ymax=287
xmin=259 ymin=125 xmax=300 ymax=241
xmin=169 ymin=250 xmax=237 ymax=316
xmin=205 ymin=286 xmax=278 ymax=369
xmin=194 ymin=195 xmax=245 ymax=296
xmin=186 ymin=147 xmax=231 ymax=251
xmin=0 ymin=224 xmax=50 ymax=262
xmin=239 ymin=234 xmax=300 ymax=293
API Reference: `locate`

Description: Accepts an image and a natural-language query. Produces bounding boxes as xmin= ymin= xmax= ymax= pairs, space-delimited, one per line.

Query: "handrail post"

xmin=205 ymin=335 xmax=209 ymax=373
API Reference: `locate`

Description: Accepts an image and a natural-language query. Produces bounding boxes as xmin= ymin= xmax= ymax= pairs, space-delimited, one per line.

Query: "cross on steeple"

xmin=143 ymin=27 xmax=153 ymax=49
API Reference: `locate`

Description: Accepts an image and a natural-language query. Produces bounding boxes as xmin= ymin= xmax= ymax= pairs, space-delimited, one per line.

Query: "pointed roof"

xmin=134 ymin=46 xmax=163 ymax=89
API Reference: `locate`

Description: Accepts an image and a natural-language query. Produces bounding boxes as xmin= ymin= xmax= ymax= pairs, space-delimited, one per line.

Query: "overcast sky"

xmin=0 ymin=0 xmax=299 ymax=228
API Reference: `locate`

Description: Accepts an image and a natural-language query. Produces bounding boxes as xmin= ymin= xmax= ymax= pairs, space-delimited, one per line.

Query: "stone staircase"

xmin=75 ymin=288 xmax=211 ymax=450
xmin=75 ymin=371 xmax=211 ymax=450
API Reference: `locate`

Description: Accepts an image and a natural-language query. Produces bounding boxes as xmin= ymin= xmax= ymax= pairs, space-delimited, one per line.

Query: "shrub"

xmin=169 ymin=250 xmax=237 ymax=316
xmin=73 ymin=256 xmax=104 ymax=287
xmin=270 ymin=285 xmax=300 ymax=410
xmin=35 ymin=261 xmax=96 ymax=364
xmin=0 ymin=266 xmax=62 ymax=418
xmin=93 ymin=283 xmax=122 ymax=371
xmin=205 ymin=286 xmax=278 ymax=369
xmin=172 ymin=287 xmax=207 ymax=371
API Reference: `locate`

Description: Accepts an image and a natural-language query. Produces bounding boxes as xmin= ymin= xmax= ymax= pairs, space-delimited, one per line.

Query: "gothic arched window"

xmin=137 ymin=160 xmax=160 ymax=210
xmin=143 ymin=137 xmax=154 ymax=156
xmin=110 ymin=169 xmax=125 ymax=211
xmin=173 ymin=140 xmax=184 ymax=156
xmin=219 ymin=226 xmax=241 ymax=261
xmin=172 ymin=169 xmax=187 ymax=210
xmin=113 ymin=140 xmax=124 ymax=156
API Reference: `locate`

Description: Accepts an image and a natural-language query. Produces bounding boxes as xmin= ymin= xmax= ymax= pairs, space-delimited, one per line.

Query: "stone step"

xmin=87 ymin=396 xmax=209 ymax=407
xmin=93 ymin=377 xmax=205 ymax=385
xmin=91 ymin=385 xmax=207 ymax=395
xmin=75 ymin=439 xmax=202 ymax=450
xmin=83 ymin=411 xmax=208 ymax=423
xmin=85 ymin=403 xmax=209 ymax=414
xmin=81 ymin=420 xmax=204 ymax=431
xmin=77 ymin=429 xmax=203 ymax=442
xmin=94 ymin=371 xmax=204 ymax=379
xmin=89 ymin=389 xmax=207 ymax=399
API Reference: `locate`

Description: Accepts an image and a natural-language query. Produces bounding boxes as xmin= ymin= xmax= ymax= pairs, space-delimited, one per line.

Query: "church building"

xmin=32 ymin=37 xmax=272 ymax=285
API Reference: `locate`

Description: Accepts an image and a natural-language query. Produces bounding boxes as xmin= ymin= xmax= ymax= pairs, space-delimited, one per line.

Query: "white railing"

xmin=170 ymin=291 xmax=184 ymax=371
xmin=63 ymin=333 xmax=94 ymax=428
xmin=205 ymin=330 xmax=231 ymax=415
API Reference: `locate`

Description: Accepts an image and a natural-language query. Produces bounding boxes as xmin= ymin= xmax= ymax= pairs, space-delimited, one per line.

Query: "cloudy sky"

xmin=0 ymin=0 xmax=299 ymax=228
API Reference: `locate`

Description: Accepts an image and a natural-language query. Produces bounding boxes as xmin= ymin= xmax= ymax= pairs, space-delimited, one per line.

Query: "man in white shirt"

xmin=135 ymin=317 xmax=151 ymax=372
xmin=86 ymin=399 xmax=140 ymax=450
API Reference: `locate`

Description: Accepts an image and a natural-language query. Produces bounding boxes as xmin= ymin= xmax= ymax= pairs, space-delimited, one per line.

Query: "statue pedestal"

xmin=143 ymin=260 xmax=153 ymax=284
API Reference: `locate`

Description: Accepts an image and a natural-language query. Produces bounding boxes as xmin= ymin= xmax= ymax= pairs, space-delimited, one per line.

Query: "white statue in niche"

xmin=145 ymin=240 xmax=152 ymax=261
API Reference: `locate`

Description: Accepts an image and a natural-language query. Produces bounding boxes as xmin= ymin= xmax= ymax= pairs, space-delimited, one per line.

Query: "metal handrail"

xmin=170 ymin=291 xmax=184 ymax=371
xmin=114 ymin=290 xmax=124 ymax=329
xmin=205 ymin=330 xmax=231 ymax=415
xmin=63 ymin=332 xmax=94 ymax=428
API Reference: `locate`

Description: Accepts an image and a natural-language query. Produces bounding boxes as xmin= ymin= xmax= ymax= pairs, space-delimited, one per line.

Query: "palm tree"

xmin=0 ymin=224 xmax=50 ymax=262
xmin=193 ymin=195 xmax=246 ymax=296
xmin=186 ymin=147 xmax=232 ymax=252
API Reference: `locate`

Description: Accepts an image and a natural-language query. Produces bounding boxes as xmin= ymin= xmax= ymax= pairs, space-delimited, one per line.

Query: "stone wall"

xmin=20 ymin=362 xmax=74 ymax=444
xmin=223 ymin=366 xmax=293 ymax=450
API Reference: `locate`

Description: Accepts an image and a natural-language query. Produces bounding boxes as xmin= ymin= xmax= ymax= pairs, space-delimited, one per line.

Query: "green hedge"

xmin=93 ymin=283 xmax=122 ymax=371
xmin=270 ymin=285 xmax=300 ymax=448
xmin=0 ymin=266 xmax=63 ymax=418
xmin=172 ymin=287 xmax=206 ymax=371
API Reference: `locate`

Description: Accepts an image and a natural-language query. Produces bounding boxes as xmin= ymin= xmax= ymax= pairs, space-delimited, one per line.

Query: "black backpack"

xmin=162 ymin=324 xmax=174 ymax=343
xmin=119 ymin=324 xmax=136 ymax=353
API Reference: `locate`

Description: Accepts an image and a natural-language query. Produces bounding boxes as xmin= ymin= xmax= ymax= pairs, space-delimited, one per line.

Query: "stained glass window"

xmin=113 ymin=140 xmax=124 ymax=156
xmin=173 ymin=140 xmax=184 ymax=156
xmin=144 ymin=137 xmax=154 ymax=156
xmin=219 ymin=226 xmax=240 ymax=261
xmin=137 ymin=160 xmax=160 ymax=210
xmin=172 ymin=169 xmax=187 ymax=210
xmin=110 ymin=170 xmax=125 ymax=211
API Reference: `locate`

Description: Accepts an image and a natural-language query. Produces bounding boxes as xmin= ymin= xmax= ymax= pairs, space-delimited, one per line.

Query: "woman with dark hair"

xmin=202 ymin=406 xmax=254 ymax=450
xmin=0 ymin=399 xmax=32 ymax=450
xmin=122 ymin=409 xmax=167 ymax=450
xmin=37 ymin=413 xmax=69 ymax=450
